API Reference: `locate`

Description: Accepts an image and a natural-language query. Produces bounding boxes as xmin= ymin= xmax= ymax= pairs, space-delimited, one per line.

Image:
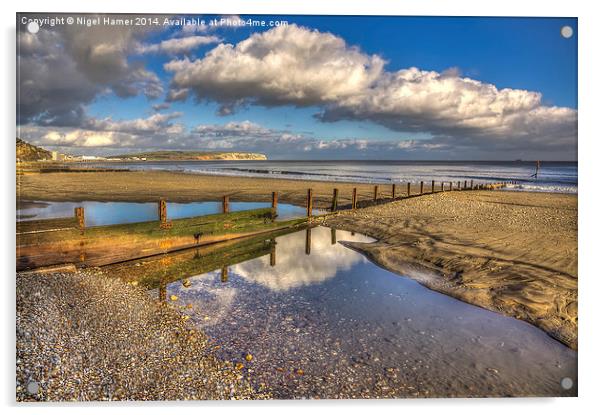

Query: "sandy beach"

xmin=17 ymin=170 xmax=423 ymax=209
xmin=17 ymin=171 xmax=578 ymax=349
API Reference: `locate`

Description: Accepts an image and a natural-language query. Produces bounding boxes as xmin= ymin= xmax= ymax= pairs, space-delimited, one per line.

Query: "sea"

xmin=86 ymin=160 xmax=577 ymax=194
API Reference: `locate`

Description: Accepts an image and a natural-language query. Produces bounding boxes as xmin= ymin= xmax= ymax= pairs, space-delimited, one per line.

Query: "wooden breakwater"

xmin=16 ymin=194 xmax=306 ymax=271
xmin=16 ymin=180 xmax=514 ymax=271
xmin=307 ymin=179 xmax=514 ymax=215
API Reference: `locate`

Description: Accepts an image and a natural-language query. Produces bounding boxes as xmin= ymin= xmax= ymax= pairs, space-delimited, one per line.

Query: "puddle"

xmin=140 ymin=226 xmax=577 ymax=398
xmin=17 ymin=200 xmax=324 ymax=225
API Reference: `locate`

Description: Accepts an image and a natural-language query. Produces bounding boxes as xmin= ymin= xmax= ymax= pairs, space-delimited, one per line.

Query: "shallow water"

xmin=16 ymin=200 xmax=323 ymax=226
xmin=155 ymin=226 xmax=577 ymax=398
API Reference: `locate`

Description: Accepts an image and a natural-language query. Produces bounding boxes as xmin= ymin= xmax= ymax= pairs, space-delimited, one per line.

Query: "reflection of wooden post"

xmin=431 ymin=180 xmax=435 ymax=194
xmin=74 ymin=207 xmax=85 ymax=233
xmin=159 ymin=279 xmax=167 ymax=303
xmin=306 ymin=189 xmax=313 ymax=218
xmin=373 ymin=185 xmax=379 ymax=202
xmin=270 ymin=240 xmax=276 ymax=267
xmin=158 ymin=199 xmax=167 ymax=225
xmin=305 ymin=227 xmax=312 ymax=255
xmin=331 ymin=227 xmax=337 ymax=245
xmin=407 ymin=182 xmax=411 ymax=197
xmin=222 ymin=196 xmax=230 ymax=213
xmin=420 ymin=181 xmax=424 ymax=195
xmin=352 ymin=188 xmax=357 ymax=210
xmin=391 ymin=184 xmax=396 ymax=199
xmin=331 ymin=188 xmax=339 ymax=212
xmin=79 ymin=240 xmax=85 ymax=263
xmin=221 ymin=267 xmax=228 ymax=282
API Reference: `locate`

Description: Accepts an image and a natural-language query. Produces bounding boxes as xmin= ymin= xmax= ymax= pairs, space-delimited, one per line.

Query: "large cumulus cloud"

xmin=164 ymin=24 xmax=577 ymax=156
xmin=164 ymin=24 xmax=385 ymax=112
xmin=17 ymin=15 xmax=164 ymax=126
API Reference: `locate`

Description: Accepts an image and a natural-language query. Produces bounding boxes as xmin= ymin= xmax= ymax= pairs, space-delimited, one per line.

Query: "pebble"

xmin=16 ymin=270 xmax=267 ymax=401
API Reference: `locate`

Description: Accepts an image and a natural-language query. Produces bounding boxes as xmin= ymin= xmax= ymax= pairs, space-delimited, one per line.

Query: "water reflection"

xmin=231 ymin=227 xmax=373 ymax=291
xmin=17 ymin=200 xmax=324 ymax=225
xmin=136 ymin=226 xmax=576 ymax=398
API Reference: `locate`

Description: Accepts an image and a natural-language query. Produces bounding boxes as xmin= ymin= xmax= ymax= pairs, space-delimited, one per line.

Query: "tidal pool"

xmin=17 ymin=200 xmax=323 ymax=225
xmin=153 ymin=226 xmax=577 ymax=399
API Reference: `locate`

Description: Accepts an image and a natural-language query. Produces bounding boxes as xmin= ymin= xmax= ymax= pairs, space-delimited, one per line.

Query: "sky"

xmin=17 ymin=13 xmax=578 ymax=160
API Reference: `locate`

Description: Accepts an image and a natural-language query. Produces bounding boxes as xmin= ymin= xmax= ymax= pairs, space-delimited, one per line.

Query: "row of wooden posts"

xmin=306 ymin=179 xmax=512 ymax=217
xmin=72 ymin=180 xmax=514 ymax=231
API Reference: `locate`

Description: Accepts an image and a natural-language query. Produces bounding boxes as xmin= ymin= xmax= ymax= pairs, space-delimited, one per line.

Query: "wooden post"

xmin=464 ymin=180 xmax=467 ymax=190
xmin=352 ymin=188 xmax=357 ymax=210
xmin=431 ymin=180 xmax=435 ymax=193
xmin=391 ymin=184 xmax=396 ymax=199
xmin=441 ymin=182 xmax=444 ymax=192
xmin=222 ymin=195 xmax=230 ymax=213
xmin=373 ymin=185 xmax=379 ymax=202
xmin=470 ymin=180 xmax=474 ymax=190
xmin=74 ymin=207 xmax=85 ymax=233
xmin=221 ymin=267 xmax=228 ymax=282
xmin=420 ymin=181 xmax=424 ymax=195
xmin=158 ymin=199 xmax=167 ymax=226
xmin=307 ymin=189 xmax=313 ymax=218
xmin=305 ymin=227 xmax=312 ymax=255
xmin=331 ymin=227 xmax=337 ymax=245
xmin=331 ymin=188 xmax=339 ymax=212
xmin=457 ymin=181 xmax=461 ymax=190
xmin=272 ymin=191 xmax=278 ymax=211
xmin=449 ymin=182 xmax=453 ymax=191
xmin=407 ymin=182 xmax=411 ymax=197
xmin=270 ymin=240 xmax=276 ymax=267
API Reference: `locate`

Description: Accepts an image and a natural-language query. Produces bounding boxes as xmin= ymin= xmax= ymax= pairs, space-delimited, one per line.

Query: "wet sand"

xmin=17 ymin=171 xmax=578 ymax=348
xmin=17 ymin=170 xmax=412 ymax=209
xmin=326 ymin=191 xmax=578 ymax=349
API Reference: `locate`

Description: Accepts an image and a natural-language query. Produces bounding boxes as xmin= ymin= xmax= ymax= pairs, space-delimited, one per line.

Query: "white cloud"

xmin=164 ymin=24 xmax=577 ymax=155
xmin=164 ymin=24 xmax=385 ymax=111
xmin=320 ymin=67 xmax=577 ymax=141
xmin=136 ymin=35 xmax=221 ymax=55
xmin=19 ymin=112 xmax=185 ymax=149
xmin=82 ymin=112 xmax=183 ymax=134
xmin=17 ymin=15 xmax=164 ymax=125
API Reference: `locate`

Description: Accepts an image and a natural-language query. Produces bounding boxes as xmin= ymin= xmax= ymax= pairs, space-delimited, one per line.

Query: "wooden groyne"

xmin=17 ymin=179 xmax=514 ymax=272
xmin=16 ymin=197 xmax=304 ymax=271
xmin=312 ymin=180 xmax=513 ymax=215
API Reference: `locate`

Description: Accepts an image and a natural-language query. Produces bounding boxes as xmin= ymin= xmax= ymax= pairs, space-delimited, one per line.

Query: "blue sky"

xmin=18 ymin=14 xmax=578 ymax=159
